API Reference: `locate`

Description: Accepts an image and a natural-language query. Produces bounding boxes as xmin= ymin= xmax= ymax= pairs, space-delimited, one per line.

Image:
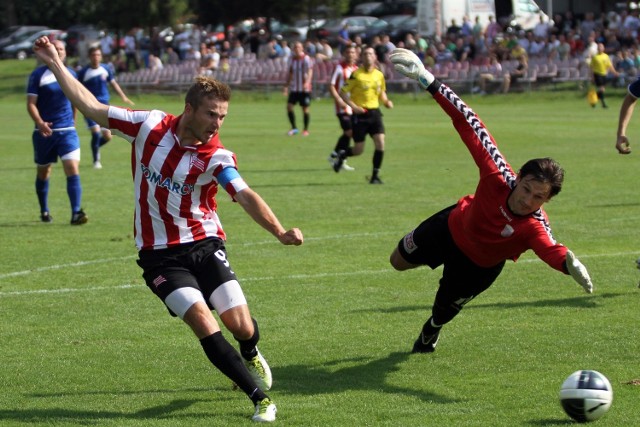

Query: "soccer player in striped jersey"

xmin=328 ymin=44 xmax=358 ymax=172
xmin=283 ymin=41 xmax=313 ymax=136
xmin=388 ymin=48 xmax=594 ymax=353
xmin=77 ymin=46 xmax=134 ymax=169
xmin=27 ymin=38 xmax=87 ymax=225
xmin=34 ymin=36 xmax=303 ymax=423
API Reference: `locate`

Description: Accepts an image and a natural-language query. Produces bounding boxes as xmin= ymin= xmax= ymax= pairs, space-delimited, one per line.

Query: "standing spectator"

xmin=485 ymin=15 xmax=502 ymax=45
xmin=337 ymin=22 xmax=351 ymax=53
xmin=284 ymin=41 xmax=313 ymax=136
xmin=123 ymin=29 xmax=139 ymax=71
xmin=27 ymin=39 xmax=87 ymax=225
xmin=388 ymin=48 xmax=594 ymax=354
xmin=34 ymin=35 xmax=304 ymax=423
xmin=99 ymin=31 xmax=114 ymax=59
xmin=335 ymin=46 xmax=394 ymax=184
xmin=164 ymin=46 xmax=180 ymax=65
xmin=460 ymin=16 xmax=473 ymax=37
xmin=328 ymin=44 xmax=358 ymax=172
xmin=77 ymin=46 xmax=134 ymax=169
xmin=533 ymin=15 xmax=550 ymax=39
xmin=472 ymin=15 xmax=484 ymax=38
xmin=590 ymin=43 xmax=618 ymax=108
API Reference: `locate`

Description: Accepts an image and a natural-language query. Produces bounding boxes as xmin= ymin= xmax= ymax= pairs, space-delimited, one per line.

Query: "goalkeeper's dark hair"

xmin=518 ymin=158 xmax=564 ymax=197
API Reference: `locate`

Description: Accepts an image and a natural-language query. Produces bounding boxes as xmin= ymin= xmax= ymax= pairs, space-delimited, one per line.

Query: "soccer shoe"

xmin=368 ymin=176 xmax=384 ymax=184
xmin=93 ymin=161 xmax=103 ymax=169
xmin=40 ymin=212 xmax=53 ymax=223
xmin=252 ymin=398 xmax=277 ymax=422
xmin=70 ymin=209 xmax=88 ymax=225
xmin=332 ymin=150 xmax=346 ymax=173
xmin=341 ymin=160 xmax=355 ymax=171
xmin=412 ymin=330 xmax=440 ymax=353
xmin=302 ymin=130 xmax=309 ymax=136
xmin=389 ymin=48 xmax=434 ymax=89
xmin=244 ymin=349 xmax=272 ymax=391
xmin=287 ymin=128 xmax=299 ymax=136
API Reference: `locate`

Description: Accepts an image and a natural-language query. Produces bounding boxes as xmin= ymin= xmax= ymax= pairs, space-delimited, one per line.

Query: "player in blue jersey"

xmin=27 ymin=38 xmax=87 ymax=225
xmin=77 ymin=46 xmax=134 ymax=169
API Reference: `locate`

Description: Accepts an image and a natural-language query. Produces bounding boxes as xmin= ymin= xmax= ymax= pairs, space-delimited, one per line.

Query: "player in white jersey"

xmin=328 ymin=44 xmax=358 ymax=172
xmin=27 ymin=38 xmax=87 ymax=225
xmin=77 ymin=46 xmax=134 ymax=169
xmin=34 ymin=35 xmax=303 ymax=423
xmin=284 ymin=41 xmax=313 ymax=136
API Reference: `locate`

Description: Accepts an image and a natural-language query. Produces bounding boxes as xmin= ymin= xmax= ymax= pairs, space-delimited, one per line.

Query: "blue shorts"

xmin=32 ymin=129 xmax=80 ymax=165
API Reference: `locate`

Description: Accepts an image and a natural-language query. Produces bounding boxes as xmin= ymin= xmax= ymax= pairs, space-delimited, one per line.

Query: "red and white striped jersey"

xmin=287 ymin=54 xmax=313 ymax=92
xmin=433 ymin=84 xmax=568 ymax=272
xmin=330 ymin=61 xmax=359 ymax=114
xmin=107 ymin=106 xmax=248 ymax=250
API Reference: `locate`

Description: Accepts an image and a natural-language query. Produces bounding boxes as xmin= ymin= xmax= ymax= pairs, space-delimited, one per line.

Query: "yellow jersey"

xmin=340 ymin=66 xmax=386 ymax=110
xmin=590 ymin=53 xmax=612 ymax=76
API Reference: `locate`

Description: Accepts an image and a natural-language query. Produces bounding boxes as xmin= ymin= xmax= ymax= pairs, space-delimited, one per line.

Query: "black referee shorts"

xmin=352 ymin=108 xmax=384 ymax=142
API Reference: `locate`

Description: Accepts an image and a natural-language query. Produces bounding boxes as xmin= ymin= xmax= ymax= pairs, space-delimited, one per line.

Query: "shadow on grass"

xmin=525 ymin=419 xmax=574 ymax=425
xmin=362 ymin=292 xmax=624 ymax=315
xmin=272 ymin=351 xmax=459 ymax=404
xmin=0 ymin=398 xmax=226 ymax=424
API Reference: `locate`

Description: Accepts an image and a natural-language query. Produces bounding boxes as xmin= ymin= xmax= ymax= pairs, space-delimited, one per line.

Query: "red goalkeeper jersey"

xmin=434 ymin=85 xmax=567 ymax=271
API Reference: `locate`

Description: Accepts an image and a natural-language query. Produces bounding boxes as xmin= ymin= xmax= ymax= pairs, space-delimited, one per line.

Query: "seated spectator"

xmin=165 ymin=46 xmax=180 ymax=65
xmin=229 ymin=38 xmax=245 ymax=59
xmin=148 ymin=53 xmax=163 ymax=71
xmin=502 ymin=55 xmax=528 ymax=93
xmin=473 ymin=55 xmax=504 ymax=95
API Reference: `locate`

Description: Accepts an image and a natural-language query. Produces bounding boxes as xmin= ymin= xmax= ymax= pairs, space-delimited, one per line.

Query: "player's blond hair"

xmin=185 ymin=76 xmax=231 ymax=110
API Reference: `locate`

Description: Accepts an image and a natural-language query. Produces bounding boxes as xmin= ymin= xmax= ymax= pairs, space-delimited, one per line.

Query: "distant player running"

xmin=77 ymin=46 xmax=134 ymax=169
xmin=328 ymin=44 xmax=358 ymax=172
xmin=388 ymin=48 xmax=594 ymax=353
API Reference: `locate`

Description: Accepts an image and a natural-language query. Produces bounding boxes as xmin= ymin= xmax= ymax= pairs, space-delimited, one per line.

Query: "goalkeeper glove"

xmin=388 ymin=48 xmax=434 ymax=90
xmin=566 ymin=250 xmax=593 ymax=294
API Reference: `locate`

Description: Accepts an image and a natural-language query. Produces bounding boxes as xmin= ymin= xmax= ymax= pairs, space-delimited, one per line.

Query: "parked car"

xmin=279 ymin=18 xmax=326 ymax=43
xmin=1 ymin=28 xmax=65 ymax=60
xmin=308 ymin=16 xmax=380 ymax=45
xmin=0 ymin=25 xmax=49 ymax=51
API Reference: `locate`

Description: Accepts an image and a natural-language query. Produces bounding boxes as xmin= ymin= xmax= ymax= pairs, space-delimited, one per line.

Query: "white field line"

xmin=1 ymin=241 xmax=638 ymax=298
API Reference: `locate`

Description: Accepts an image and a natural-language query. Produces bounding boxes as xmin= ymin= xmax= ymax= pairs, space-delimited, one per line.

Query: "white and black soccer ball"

xmin=559 ymin=370 xmax=613 ymax=423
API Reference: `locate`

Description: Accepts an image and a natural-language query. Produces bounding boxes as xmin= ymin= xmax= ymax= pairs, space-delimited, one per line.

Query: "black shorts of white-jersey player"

xmin=387 ymin=48 xmax=594 ymax=354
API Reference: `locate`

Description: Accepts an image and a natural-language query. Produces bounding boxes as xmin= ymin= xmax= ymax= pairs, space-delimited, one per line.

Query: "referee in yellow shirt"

xmin=337 ymin=46 xmax=393 ymax=184
xmin=590 ymin=43 xmax=618 ymax=109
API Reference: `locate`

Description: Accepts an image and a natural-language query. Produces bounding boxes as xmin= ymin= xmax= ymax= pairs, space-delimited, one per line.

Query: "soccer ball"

xmin=559 ymin=370 xmax=613 ymax=423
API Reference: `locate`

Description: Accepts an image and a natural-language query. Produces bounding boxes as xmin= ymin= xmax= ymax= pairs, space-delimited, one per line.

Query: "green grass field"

xmin=1 ymin=58 xmax=639 ymax=426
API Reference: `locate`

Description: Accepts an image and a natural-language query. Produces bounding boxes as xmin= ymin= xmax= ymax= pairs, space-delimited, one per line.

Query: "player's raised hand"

xmin=33 ymin=36 xmax=59 ymax=64
xmin=389 ymin=48 xmax=434 ymax=90
xmin=616 ymin=135 xmax=631 ymax=154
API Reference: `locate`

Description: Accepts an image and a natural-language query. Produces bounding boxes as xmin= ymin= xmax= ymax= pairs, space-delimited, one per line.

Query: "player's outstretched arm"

xmin=565 ymin=250 xmax=593 ymax=294
xmin=388 ymin=48 xmax=434 ymax=90
xmin=235 ymin=187 xmax=303 ymax=246
xmin=33 ymin=36 xmax=109 ymax=128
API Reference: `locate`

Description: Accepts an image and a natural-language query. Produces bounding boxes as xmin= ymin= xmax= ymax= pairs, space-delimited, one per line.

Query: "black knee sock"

xmin=235 ymin=318 xmax=259 ymax=360
xmin=372 ymin=150 xmax=384 ymax=176
xmin=421 ymin=316 xmax=442 ymax=337
xmin=200 ymin=332 xmax=268 ymax=404
xmin=303 ymin=112 xmax=309 ymax=130
xmin=335 ymin=134 xmax=350 ymax=152
xmin=288 ymin=111 xmax=296 ymax=129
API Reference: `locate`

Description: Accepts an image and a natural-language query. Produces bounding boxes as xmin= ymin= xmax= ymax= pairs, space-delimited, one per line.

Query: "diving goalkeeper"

xmin=387 ymin=48 xmax=594 ymax=354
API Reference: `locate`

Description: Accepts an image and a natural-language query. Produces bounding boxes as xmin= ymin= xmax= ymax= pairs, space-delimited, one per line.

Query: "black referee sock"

xmin=200 ymin=332 xmax=268 ymax=404
xmin=335 ymin=134 xmax=350 ymax=152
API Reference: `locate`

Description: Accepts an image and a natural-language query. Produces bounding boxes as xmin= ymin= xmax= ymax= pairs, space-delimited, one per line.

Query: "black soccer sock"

xmin=431 ymin=298 xmax=464 ymax=326
xmin=372 ymin=150 xmax=384 ymax=176
xmin=421 ymin=316 xmax=442 ymax=337
xmin=598 ymin=91 xmax=606 ymax=107
xmin=235 ymin=318 xmax=260 ymax=360
xmin=200 ymin=332 xmax=268 ymax=404
xmin=288 ymin=111 xmax=296 ymax=129
xmin=303 ymin=112 xmax=310 ymax=130
xmin=335 ymin=135 xmax=350 ymax=152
